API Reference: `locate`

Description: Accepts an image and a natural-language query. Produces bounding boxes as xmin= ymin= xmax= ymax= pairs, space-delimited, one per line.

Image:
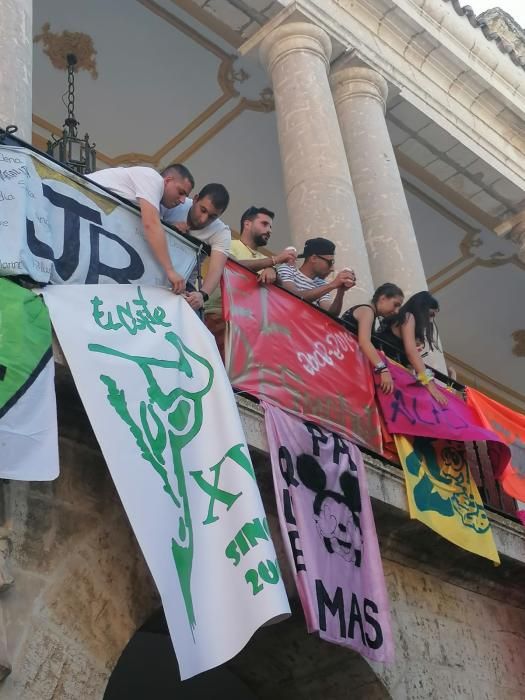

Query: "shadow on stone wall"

xmin=104 ymin=603 xmax=391 ymax=700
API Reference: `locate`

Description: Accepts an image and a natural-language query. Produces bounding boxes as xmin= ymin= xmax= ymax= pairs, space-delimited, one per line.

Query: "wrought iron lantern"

xmin=47 ymin=53 xmax=96 ymax=174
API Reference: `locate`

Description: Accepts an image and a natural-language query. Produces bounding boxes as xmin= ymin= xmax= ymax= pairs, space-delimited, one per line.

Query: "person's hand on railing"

xmin=167 ymin=268 xmax=186 ymax=294
xmin=184 ymin=290 xmax=205 ymax=310
xmin=258 ymin=267 xmax=277 ymax=284
xmin=173 ymin=221 xmax=190 ymax=234
xmin=379 ymin=368 xmax=394 ymax=394
xmin=427 ymin=380 xmax=448 ymax=406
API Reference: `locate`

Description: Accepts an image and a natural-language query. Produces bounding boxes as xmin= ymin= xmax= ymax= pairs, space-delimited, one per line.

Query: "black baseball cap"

xmin=297 ymin=237 xmax=336 ymax=259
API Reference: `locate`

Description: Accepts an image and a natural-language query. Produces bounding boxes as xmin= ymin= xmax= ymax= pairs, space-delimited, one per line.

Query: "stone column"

xmin=331 ymin=67 xmax=447 ymax=370
xmin=330 ymin=66 xmax=428 ymax=296
xmin=259 ymin=22 xmax=374 ymax=306
xmin=0 ymin=0 xmax=33 ymax=140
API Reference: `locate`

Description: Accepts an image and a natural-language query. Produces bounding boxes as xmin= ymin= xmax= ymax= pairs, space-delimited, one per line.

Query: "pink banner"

xmin=264 ymin=403 xmax=394 ymax=663
xmin=377 ymin=360 xmax=510 ymax=475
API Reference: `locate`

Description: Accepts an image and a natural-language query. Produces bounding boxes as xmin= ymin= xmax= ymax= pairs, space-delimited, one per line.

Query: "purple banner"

xmin=377 ymin=360 xmax=510 ymax=475
xmin=264 ymin=403 xmax=394 ymax=663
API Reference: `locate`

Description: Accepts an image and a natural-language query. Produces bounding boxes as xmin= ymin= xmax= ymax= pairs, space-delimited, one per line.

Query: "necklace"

xmin=240 ymin=240 xmax=258 ymax=257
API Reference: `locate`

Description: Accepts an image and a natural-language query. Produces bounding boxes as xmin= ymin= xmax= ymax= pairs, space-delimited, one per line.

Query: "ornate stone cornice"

xmin=240 ymin=0 xmax=525 ymax=190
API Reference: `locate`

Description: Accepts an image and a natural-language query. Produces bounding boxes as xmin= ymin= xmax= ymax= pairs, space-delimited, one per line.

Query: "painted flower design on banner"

xmin=405 ymin=438 xmax=489 ymax=533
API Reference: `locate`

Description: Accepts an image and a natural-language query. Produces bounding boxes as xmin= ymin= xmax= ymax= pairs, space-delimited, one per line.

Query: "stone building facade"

xmin=1 ymin=0 xmax=525 ymax=698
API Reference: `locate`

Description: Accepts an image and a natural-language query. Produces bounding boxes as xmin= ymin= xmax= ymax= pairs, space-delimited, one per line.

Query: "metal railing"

xmin=1 ymin=126 xmax=517 ymax=521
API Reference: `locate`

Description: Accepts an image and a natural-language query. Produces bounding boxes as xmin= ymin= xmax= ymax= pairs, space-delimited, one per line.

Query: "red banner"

xmin=222 ymin=261 xmax=382 ymax=451
xmin=466 ymin=387 xmax=525 ymax=501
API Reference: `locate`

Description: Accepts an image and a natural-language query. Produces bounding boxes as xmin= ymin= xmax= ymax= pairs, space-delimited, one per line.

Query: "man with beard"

xmin=162 ymin=183 xmax=231 ymax=313
xmin=200 ymin=205 xmax=297 ymax=358
xmin=229 ymin=206 xmax=297 ymax=282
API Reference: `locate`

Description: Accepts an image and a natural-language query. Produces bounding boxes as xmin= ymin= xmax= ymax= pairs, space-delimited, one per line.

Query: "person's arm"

xmin=277 ymin=266 xmax=337 ymax=303
xmin=257 ymin=267 xmax=277 ymax=284
xmin=279 ymin=277 xmax=337 ymax=304
xmin=322 ymin=286 xmax=352 ymax=316
xmin=278 ymin=268 xmax=355 ymax=308
xmin=203 ymin=250 xmax=227 ymax=296
xmin=237 ymin=248 xmax=296 ymax=273
xmin=319 ymin=271 xmax=356 ymax=316
xmin=353 ymin=307 xmax=394 ymax=394
xmin=139 ymin=199 xmax=185 ymax=293
xmin=400 ymin=314 xmax=447 ymax=405
xmin=236 ymin=256 xmax=274 ymax=272
xmin=184 ymin=250 xmax=228 ymax=311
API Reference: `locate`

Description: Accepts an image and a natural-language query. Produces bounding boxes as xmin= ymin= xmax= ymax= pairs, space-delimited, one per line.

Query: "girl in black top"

xmin=342 ymin=283 xmax=404 ymax=394
xmin=377 ymin=291 xmax=447 ymax=406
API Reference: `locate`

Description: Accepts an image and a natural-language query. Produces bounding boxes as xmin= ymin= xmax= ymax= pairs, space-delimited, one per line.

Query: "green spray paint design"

xmin=89 ymin=329 xmax=214 ymax=633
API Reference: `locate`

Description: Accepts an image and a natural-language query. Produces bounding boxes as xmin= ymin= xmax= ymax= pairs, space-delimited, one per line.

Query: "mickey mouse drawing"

xmin=296 ymin=454 xmax=363 ymax=567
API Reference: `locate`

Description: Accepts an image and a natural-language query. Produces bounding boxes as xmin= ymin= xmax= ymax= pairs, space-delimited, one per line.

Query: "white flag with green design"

xmin=44 ymin=284 xmax=290 ymax=679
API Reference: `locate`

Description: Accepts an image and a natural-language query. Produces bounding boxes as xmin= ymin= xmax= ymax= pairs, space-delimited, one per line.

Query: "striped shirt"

xmin=276 ymin=264 xmax=332 ymax=306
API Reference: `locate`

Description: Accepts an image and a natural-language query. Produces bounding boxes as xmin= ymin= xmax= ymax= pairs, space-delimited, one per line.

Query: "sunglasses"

xmin=317 ymin=255 xmax=335 ymax=266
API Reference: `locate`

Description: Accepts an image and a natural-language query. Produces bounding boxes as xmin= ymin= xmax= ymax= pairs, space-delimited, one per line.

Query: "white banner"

xmin=44 ymin=284 xmax=290 ymax=679
xmin=0 ymin=146 xmax=197 ymax=284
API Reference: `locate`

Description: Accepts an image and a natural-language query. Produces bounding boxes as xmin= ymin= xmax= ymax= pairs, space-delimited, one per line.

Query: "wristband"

xmin=417 ymin=369 xmax=434 ymax=386
xmin=201 ymin=291 xmax=209 ymax=303
xmin=373 ymin=361 xmax=387 ymax=374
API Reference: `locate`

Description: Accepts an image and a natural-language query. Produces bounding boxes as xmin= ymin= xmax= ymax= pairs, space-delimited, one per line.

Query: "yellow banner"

xmin=394 ymin=435 xmax=500 ymax=564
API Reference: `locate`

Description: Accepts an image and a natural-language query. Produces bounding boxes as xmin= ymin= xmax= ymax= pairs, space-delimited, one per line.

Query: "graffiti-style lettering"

xmin=91 ymin=287 xmax=170 ymax=334
xmin=316 ymin=579 xmax=346 ymax=638
xmin=305 ymin=422 xmax=329 ymax=456
xmin=225 ymin=517 xmax=270 ymax=566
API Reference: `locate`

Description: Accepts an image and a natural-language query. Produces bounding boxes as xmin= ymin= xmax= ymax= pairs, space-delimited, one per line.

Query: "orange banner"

xmin=466 ymin=387 xmax=525 ymax=501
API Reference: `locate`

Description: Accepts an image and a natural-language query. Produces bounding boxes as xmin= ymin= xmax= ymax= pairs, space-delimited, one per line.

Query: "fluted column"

xmin=331 ymin=67 xmax=446 ymax=371
xmin=0 ymin=0 xmax=32 ymax=140
xmin=330 ymin=67 xmax=427 ymax=296
xmin=260 ymin=22 xmax=374 ymax=306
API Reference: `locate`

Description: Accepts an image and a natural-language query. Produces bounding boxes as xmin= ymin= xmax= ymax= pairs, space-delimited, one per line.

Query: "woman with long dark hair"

xmin=342 ymin=283 xmax=404 ymax=394
xmin=377 ymin=291 xmax=447 ymax=405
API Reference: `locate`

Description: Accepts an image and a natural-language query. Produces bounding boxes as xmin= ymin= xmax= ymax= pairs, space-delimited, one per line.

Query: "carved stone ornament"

xmin=494 ymin=209 xmax=525 ymax=263
xmin=34 ymin=23 xmax=98 ymax=79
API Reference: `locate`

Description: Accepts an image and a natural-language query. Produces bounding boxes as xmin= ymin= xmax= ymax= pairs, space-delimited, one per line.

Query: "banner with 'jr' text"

xmin=0 ymin=145 xmax=197 ymax=285
xmin=44 ymin=284 xmax=290 ymax=679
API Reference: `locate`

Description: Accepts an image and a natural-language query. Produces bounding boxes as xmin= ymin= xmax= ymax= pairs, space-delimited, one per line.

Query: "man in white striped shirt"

xmin=276 ymin=237 xmax=356 ymax=317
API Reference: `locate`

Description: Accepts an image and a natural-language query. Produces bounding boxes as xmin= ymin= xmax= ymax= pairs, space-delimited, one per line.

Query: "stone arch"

xmin=104 ymin=602 xmax=391 ymax=699
xmin=0 ymin=369 xmax=159 ymax=699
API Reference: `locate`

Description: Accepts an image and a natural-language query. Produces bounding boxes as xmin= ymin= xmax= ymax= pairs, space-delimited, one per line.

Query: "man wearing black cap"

xmin=276 ymin=237 xmax=356 ymax=317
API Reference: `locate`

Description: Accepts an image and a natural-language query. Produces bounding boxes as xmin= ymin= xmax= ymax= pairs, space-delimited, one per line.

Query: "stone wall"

xmin=372 ymin=558 xmax=525 ymax=700
xmin=2 ymin=375 xmax=525 ymax=699
xmin=0 ymin=369 xmax=158 ymax=700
